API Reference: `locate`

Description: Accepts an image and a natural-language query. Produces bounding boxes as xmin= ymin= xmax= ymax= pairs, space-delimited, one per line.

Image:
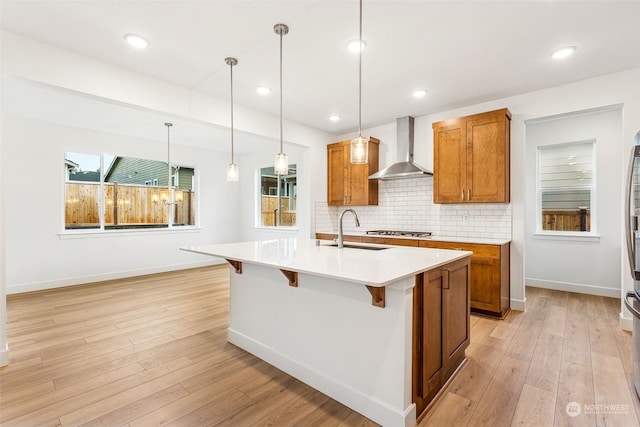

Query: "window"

xmin=259 ymin=165 xmax=296 ymax=227
xmin=537 ymin=140 xmax=594 ymax=232
xmin=64 ymin=152 xmax=195 ymax=230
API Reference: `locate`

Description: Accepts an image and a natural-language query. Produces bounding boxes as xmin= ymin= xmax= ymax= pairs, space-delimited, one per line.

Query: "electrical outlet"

xmin=463 ymin=215 xmax=470 ymax=223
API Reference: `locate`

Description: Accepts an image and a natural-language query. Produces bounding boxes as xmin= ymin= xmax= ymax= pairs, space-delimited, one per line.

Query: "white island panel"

xmin=227 ymin=262 xmax=416 ymax=427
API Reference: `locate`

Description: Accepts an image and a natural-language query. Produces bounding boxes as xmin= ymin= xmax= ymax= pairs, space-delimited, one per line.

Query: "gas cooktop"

xmin=366 ymin=230 xmax=433 ymax=238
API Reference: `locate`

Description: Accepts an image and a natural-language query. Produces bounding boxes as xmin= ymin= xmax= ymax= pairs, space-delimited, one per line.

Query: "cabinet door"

xmin=466 ymin=112 xmax=509 ymax=202
xmin=434 ymin=120 xmax=467 ymax=203
xmin=327 ymin=140 xmax=379 ymax=206
xmin=469 ymin=256 xmax=501 ymax=312
xmin=442 ymin=259 xmax=470 ymax=377
xmin=413 ymin=272 xmax=444 ymax=415
xmin=327 ymin=143 xmax=348 ymax=206
xmin=348 ymin=162 xmax=371 ymax=205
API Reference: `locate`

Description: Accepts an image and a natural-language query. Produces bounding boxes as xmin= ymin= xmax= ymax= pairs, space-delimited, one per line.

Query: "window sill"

xmin=533 ymin=232 xmax=600 ymax=243
xmin=59 ymin=226 xmax=201 ymax=239
xmin=253 ymin=226 xmax=299 ymax=234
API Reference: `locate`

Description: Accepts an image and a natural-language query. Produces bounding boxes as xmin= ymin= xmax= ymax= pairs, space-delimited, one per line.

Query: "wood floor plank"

xmin=525 ymin=332 xmax=563 ymax=393
xmin=588 ymin=316 xmax=620 ymax=358
xmin=591 ymin=352 xmax=640 ymax=426
xmin=554 ymin=360 xmax=596 ymax=427
xmin=419 ymin=391 xmax=476 ymax=426
xmin=542 ymin=305 xmax=567 ymax=337
xmin=446 ymin=341 xmax=503 ymax=403
xmin=510 ymin=383 xmax=556 ymax=427
xmin=562 ymin=311 xmax=592 ymax=368
xmin=506 ymin=317 xmax=543 ymax=361
xmin=467 ymin=355 xmax=529 ymax=426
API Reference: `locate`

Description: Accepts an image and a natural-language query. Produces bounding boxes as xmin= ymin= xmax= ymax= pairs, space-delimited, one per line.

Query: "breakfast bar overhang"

xmin=182 ymin=238 xmax=471 ymax=427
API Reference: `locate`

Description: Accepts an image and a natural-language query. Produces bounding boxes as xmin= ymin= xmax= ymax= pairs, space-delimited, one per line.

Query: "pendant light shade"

xmin=152 ymin=122 xmax=181 ymax=210
xmin=274 ymin=23 xmax=289 ymax=175
xmin=350 ymin=0 xmax=369 ymax=164
xmin=225 ymin=57 xmax=239 ymax=181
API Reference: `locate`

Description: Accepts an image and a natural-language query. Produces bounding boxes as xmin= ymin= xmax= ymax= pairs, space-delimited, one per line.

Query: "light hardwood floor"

xmin=1 ymin=265 xmax=639 ymax=426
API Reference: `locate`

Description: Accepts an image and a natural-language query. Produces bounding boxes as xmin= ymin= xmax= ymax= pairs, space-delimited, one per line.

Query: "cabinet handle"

xmin=468 ymin=189 xmax=471 ymax=200
xmin=461 ymin=189 xmax=464 ymax=200
xmin=442 ymin=269 xmax=450 ymax=289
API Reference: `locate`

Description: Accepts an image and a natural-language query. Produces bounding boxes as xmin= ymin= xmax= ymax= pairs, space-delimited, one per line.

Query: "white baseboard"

xmin=6 ymin=259 xmax=225 ymax=295
xmin=620 ymin=312 xmax=633 ymax=332
xmin=228 ymin=328 xmax=416 ymax=427
xmin=525 ymin=278 xmax=621 ymax=298
xmin=510 ymin=296 xmax=526 ymax=312
xmin=0 ymin=343 xmax=8 ymax=367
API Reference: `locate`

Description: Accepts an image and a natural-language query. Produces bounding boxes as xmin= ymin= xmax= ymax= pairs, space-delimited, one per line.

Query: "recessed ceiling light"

xmin=551 ymin=46 xmax=577 ymax=60
xmin=347 ymin=39 xmax=367 ymax=53
xmin=256 ymin=86 xmax=271 ymax=95
xmin=329 ymin=115 xmax=342 ymax=122
xmin=124 ymin=33 xmax=148 ymax=49
xmin=413 ymin=89 xmax=428 ymax=98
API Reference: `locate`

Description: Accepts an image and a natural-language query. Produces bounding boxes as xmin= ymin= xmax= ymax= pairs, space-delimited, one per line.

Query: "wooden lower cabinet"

xmin=413 ymin=257 xmax=470 ymax=418
xmin=418 ymin=240 xmax=510 ymax=318
xmin=315 ymin=233 xmax=510 ymax=318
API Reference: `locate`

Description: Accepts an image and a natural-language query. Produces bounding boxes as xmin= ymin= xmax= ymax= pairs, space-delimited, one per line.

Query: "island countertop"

xmin=181 ymin=238 xmax=471 ymax=287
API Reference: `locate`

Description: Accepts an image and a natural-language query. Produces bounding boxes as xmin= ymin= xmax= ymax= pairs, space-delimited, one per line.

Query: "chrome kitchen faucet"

xmin=337 ymin=209 xmax=360 ymax=248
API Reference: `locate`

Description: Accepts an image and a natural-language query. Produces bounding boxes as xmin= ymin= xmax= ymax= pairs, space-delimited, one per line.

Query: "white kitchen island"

xmin=181 ymin=238 xmax=471 ymax=427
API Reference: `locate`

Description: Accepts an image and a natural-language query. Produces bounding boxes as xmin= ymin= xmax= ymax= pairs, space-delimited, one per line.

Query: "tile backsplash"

xmin=316 ymin=177 xmax=512 ymax=240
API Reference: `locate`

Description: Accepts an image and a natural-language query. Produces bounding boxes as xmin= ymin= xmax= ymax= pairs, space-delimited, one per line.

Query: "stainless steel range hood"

xmin=368 ymin=116 xmax=432 ymax=180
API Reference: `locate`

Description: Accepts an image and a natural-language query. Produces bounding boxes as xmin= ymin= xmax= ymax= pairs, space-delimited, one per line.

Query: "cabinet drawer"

xmin=361 ymin=236 xmax=420 ymax=247
xmin=315 ymin=233 xmax=362 ymax=243
xmin=419 ymin=240 xmax=500 ymax=259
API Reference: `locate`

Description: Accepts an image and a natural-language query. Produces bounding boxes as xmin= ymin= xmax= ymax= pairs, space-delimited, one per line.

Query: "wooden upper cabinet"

xmin=433 ymin=108 xmax=511 ymax=203
xmin=327 ymin=138 xmax=379 ymax=206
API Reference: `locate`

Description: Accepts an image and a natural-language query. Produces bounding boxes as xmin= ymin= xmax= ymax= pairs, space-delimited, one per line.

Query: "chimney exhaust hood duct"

xmin=368 ymin=116 xmax=432 ymax=180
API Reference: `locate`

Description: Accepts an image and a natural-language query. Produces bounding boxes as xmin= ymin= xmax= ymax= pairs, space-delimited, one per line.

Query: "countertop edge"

xmin=181 ymin=240 xmax=472 ymax=288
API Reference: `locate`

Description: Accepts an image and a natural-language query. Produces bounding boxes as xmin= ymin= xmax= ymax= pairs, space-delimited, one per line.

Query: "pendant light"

xmin=153 ymin=122 xmax=183 ymax=206
xmin=225 ymin=57 xmax=239 ymax=181
xmin=273 ymin=23 xmax=289 ymax=175
xmin=350 ymin=0 xmax=369 ymax=164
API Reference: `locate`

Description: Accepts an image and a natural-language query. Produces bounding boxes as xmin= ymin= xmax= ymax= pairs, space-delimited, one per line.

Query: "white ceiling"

xmin=2 ymin=0 xmax=640 ymax=140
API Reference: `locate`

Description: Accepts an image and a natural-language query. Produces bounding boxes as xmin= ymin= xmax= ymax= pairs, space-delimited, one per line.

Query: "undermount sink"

xmin=326 ymin=243 xmax=389 ymax=251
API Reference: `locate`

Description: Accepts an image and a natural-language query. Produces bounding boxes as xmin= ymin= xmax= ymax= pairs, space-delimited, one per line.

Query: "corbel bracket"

xmin=280 ymin=269 xmax=298 ymax=287
xmin=366 ymin=286 xmax=386 ymax=308
xmin=225 ymin=259 xmax=242 ymax=274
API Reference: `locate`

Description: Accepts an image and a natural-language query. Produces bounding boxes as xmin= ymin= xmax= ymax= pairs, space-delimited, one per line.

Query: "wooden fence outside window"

xmin=65 ymin=182 xmax=194 ymax=228
xmin=541 ymin=208 xmax=590 ymax=232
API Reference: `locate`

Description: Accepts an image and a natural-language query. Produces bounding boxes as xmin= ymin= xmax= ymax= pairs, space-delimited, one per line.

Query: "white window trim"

xmin=536 ymin=139 xmax=596 ymax=235
xmin=255 ymin=166 xmax=297 ymax=229
xmin=59 ymin=226 xmax=201 ymax=239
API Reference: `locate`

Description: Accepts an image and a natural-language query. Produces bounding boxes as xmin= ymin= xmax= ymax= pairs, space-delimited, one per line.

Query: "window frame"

xmin=62 ymin=151 xmax=198 ymax=234
xmin=255 ymin=164 xmax=298 ymax=230
xmin=535 ymin=139 xmax=597 ymax=236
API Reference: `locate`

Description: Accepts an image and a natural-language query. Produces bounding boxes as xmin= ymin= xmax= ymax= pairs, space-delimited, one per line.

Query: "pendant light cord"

xmin=279 ymin=28 xmax=284 ymax=154
xmin=165 ymin=122 xmax=172 ymax=200
xmin=358 ymin=0 xmax=363 ymax=138
xmin=230 ymin=60 xmax=235 ymax=163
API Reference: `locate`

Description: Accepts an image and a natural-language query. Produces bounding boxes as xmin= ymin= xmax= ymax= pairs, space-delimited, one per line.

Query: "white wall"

xmin=4 ymin=116 xmax=238 ymax=293
xmin=0 ymin=30 xmax=8 ymax=366
xmin=525 ymin=106 xmax=623 ymax=297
